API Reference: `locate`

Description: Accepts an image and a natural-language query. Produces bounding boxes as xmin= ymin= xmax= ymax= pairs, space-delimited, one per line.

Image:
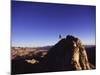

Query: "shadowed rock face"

xmin=41 ymin=35 xmax=95 ymax=71
xmin=12 ymin=35 xmax=95 ymax=74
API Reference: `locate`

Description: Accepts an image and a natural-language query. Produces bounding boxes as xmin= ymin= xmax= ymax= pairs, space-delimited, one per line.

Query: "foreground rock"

xmin=12 ymin=35 xmax=95 ymax=74
xmin=41 ymin=35 xmax=95 ymax=71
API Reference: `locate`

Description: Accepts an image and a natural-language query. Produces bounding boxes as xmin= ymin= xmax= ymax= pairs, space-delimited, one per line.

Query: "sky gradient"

xmin=12 ymin=1 xmax=96 ymax=47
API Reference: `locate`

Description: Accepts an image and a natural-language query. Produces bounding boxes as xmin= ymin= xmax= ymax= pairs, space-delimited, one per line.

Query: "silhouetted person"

xmin=59 ymin=34 xmax=62 ymax=39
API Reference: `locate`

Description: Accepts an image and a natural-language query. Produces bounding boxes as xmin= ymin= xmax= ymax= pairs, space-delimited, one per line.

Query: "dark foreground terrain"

xmin=11 ymin=36 xmax=96 ymax=75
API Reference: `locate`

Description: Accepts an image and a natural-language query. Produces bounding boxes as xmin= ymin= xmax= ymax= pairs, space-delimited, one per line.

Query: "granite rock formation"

xmin=42 ymin=35 xmax=94 ymax=71
xmin=12 ymin=35 xmax=95 ymax=74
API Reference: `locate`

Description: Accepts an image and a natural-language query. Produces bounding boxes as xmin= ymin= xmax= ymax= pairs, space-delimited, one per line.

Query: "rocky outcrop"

xmin=42 ymin=35 xmax=95 ymax=71
xmin=12 ymin=35 xmax=95 ymax=74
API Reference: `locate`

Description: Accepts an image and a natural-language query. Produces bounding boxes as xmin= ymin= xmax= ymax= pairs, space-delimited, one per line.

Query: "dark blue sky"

xmin=12 ymin=1 xmax=96 ymax=47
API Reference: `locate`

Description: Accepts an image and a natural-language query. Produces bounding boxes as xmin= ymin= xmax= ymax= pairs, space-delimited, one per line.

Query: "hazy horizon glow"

xmin=12 ymin=1 xmax=96 ymax=47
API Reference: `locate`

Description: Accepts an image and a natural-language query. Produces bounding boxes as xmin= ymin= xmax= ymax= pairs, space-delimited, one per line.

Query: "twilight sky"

xmin=12 ymin=1 xmax=96 ymax=47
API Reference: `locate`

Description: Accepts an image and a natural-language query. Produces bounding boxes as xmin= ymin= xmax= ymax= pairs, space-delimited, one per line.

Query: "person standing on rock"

xmin=59 ymin=34 xmax=62 ymax=39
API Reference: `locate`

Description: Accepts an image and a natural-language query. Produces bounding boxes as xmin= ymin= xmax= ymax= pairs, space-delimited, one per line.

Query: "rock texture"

xmin=42 ymin=35 xmax=94 ymax=71
xmin=12 ymin=35 xmax=95 ymax=74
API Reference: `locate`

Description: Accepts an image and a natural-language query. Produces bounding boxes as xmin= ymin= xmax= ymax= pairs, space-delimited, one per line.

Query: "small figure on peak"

xmin=59 ymin=34 xmax=62 ymax=39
